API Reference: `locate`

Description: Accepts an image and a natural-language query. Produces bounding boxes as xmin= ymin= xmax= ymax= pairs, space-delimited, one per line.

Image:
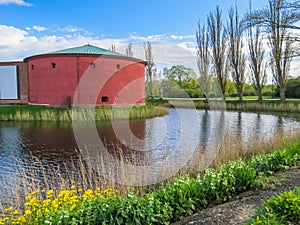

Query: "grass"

xmin=147 ymin=98 xmax=300 ymax=113
xmin=226 ymin=96 xmax=273 ymax=100
xmin=0 ymin=105 xmax=168 ymax=122
xmin=224 ymin=100 xmax=300 ymax=114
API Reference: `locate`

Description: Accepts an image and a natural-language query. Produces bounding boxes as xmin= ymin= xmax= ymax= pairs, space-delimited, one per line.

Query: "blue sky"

xmin=0 ymin=0 xmax=266 ymax=63
xmin=1 ymin=0 xmax=299 ymax=95
xmin=0 ymin=0 xmax=264 ymax=39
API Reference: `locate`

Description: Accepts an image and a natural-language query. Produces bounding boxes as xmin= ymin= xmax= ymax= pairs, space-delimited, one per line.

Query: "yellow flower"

xmin=71 ymin=185 xmax=76 ymax=189
xmin=25 ymin=195 xmax=32 ymax=201
xmin=31 ymin=191 xmax=38 ymax=196
xmin=70 ymin=204 xmax=77 ymax=211
xmin=17 ymin=216 xmax=27 ymax=224
xmin=13 ymin=210 xmax=19 ymax=215
xmin=18 ymin=216 xmax=26 ymax=224
xmin=24 ymin=210 xmax=31 ymax=216
xmin=46 ymin=190 xmax=54 ymax=199
xmin=5 ymin=207 xmax=13 ymax=212
xmin=42 ymin=199 xmax=51 ymax=207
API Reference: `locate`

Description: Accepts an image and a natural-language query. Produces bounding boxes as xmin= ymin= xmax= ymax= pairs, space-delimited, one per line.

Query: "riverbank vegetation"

xmin=0 ymin=131 xmax=299 ymax=224
xmin=247 ymin=187 xmax=300 ymax=225
xmin=0 ymin=104 xmax=168 ymax=122
xmin=147 ymin=98 xmax=300 ymax=114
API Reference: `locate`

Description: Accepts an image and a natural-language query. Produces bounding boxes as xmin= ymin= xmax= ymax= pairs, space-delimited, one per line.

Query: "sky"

xmin=0 ymin=0 xmax=298 ymax=97
xmin=0 ymin=0 xmax=265 ymax=63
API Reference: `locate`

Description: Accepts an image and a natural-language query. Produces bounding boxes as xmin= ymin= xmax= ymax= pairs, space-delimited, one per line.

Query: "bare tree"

xmin=227 ymin=6 xmax=246 ymax=101
xmin=268 ymin=0 xmax=293 ymax=100
xmin=247 ymin=0 xmax=296 ymax=100
xmin=109 ymin=44 xmax=116 ymax=52
xmin=125 ymin=43 xmax=133 ymax=57
xmin=248 ymin=25 xmax=267 ymax=101
xmin=144 ymin=41 xmax=155 ymax=98
xmin=196 ymin=21 xmax=211 ymax=101
xmin=207 ymin=6 xmax=229 ymax=100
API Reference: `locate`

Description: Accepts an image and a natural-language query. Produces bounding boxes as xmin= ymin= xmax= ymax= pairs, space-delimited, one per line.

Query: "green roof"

xmin=24 ymin=44 xmax=146 ymax=64
xmin=49 ymin=44 xmax=124 ymax=57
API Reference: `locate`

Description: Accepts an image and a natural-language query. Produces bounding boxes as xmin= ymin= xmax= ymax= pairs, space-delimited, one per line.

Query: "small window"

xmin=101 ymin=96 xmax=109 ymax=102
xmin=51 ymin=63 xmax=56 ymax=69
xmin=116 ymin=64 xmax=120 ymax=70
xmin=31 ymin=65 xmax=34 ymax=70
xmin=90 ymin=63 xmax=96 ymax=68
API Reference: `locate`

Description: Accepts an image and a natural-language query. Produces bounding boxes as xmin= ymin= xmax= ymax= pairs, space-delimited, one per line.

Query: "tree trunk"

xmin=257 ymin=89 xmax=263 ymax=101
xmin=280 ymin=87 xmax=286 ymax=100
xmin=238 ymin=87 xmax=243 ymax=101
xmin=205 ymin=94 xmax=210 ymax=101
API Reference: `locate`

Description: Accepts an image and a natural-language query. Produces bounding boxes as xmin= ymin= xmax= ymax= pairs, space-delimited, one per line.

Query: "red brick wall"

xmin=27 ymin=54 xmax=146 ymax=106
xmin=0 ymin=61 xmax=28 ymax=104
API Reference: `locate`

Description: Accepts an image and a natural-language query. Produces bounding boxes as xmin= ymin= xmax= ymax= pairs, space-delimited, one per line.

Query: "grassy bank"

xmin=224 ymin=100 xmax=300 ymax=114
xmin=0 ymin=105 xmax=168 ymax=122
xmin=1 ymin=135 xmax=299 ymax=224
xmin=147 ymin=98 xmax=300 ymax=113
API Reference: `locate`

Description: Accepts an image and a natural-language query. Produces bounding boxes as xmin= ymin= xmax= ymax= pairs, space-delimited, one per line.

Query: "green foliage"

xmin=249 ymin=143 xmax=300 ymax=176
xmin=225 ymin=80 xmax=237 ymax=97
xmin=158 ymin=65 xmax=205 ymax=98
xmin=146 ymin=97 xmax=169 ymax=105
xmin=275 ymin=77 xmax=300 ymax=98
xmin=247 ymin=188 xmax=300 ymax=225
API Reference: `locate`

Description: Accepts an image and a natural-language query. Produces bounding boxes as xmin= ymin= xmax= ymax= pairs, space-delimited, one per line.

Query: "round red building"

xmin=24 ymin=44 xmax=146 ymax=106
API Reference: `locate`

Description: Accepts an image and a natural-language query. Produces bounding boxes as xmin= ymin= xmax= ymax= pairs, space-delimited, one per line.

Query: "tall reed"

xmin=0 ymin=105 xmax=168 ymax=122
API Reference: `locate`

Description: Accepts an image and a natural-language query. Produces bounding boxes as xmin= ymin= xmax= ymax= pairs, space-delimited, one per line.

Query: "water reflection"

xmin=0 ymin=109 xmax=299 ymax=194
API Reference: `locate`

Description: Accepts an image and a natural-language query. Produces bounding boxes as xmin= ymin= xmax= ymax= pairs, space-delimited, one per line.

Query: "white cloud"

xmin=0 ymin=0 xmax=33 ymax=6
xmin=25 ymin=25 xmax=47 ymax=32
xmin=170 ymin=35 xmax=194 ymax=40
xmin=59 ymin=26 xmax=86 ymax=33
xmin=32 ymin=25 xmax=47 ymax=32
xmin=129 ymin=33 xmax=168 ymax=42
xmin=1 ymin=24 xmax=297 ymax=78
xmin=0 ymin=25 xmax=28 ymax=46
xmin=0 ymin=25 xmax=198 ymax=70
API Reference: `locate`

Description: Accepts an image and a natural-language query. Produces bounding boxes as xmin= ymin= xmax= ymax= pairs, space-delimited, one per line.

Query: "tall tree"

xmin=227 ymin=6 xmax=246 ymax=101
xmin=196 ymin=21 xmax=211 ymax=101
xmin=247 ymin=0 xmax=297 ymax=100
xmin=125 ymin=43 xmax=133 ymax=57
xmin=248 ymin=17 xmax=267 ymax=101
xmin=167 ymin=65 xmax=196 ymax=84
xmin=207 ymin=6 xmax=229 ymax=100
xmin=144 ymin=41 xmax=155 ymax=98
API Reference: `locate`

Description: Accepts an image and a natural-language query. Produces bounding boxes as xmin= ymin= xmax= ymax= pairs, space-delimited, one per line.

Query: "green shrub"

xmin=152 ymin=177 xmax=196 ymax=222
xmin=249 ymin=142 xmax=300 ymax=176
xmin=247 ymin=188 xmax=300 ymax=225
